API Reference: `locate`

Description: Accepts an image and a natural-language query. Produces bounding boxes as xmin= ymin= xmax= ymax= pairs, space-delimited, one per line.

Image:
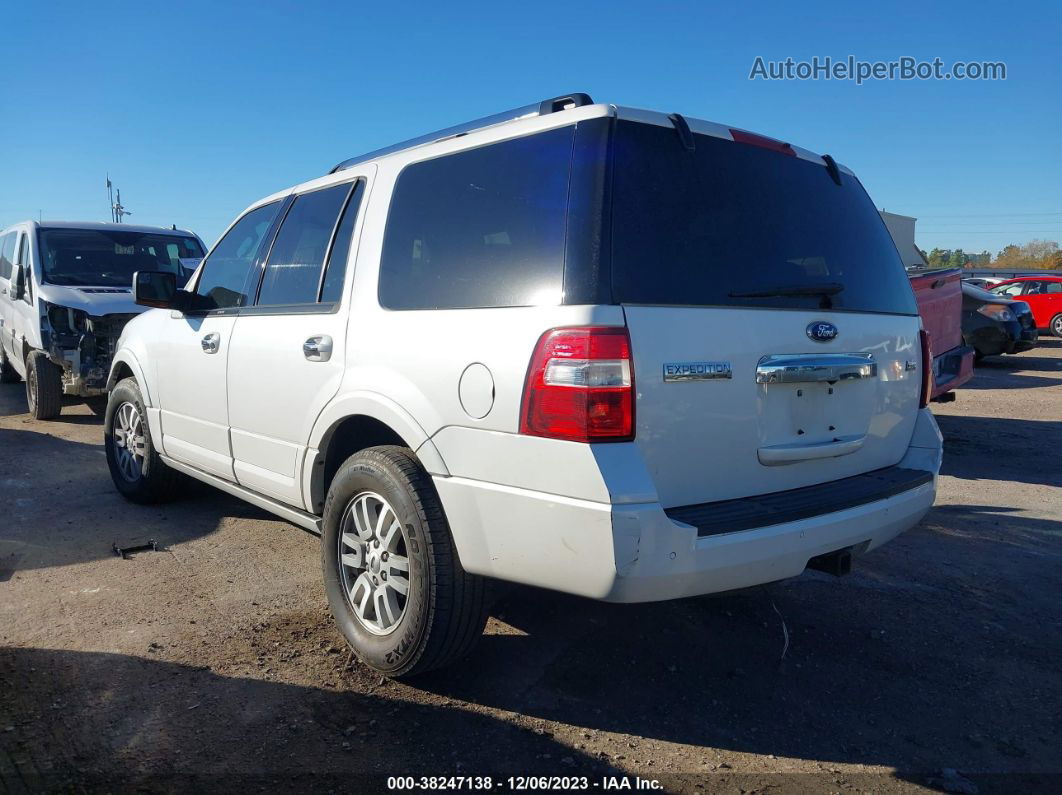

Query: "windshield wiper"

xmin=729 ymin=282 xmax=844 ymax=309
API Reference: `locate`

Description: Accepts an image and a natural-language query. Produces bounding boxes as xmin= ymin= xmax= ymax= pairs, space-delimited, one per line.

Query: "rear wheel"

xmin=1050 ymin=313 xmax=1062 ymax=338
xmin=0 ymin=346 xmax=19 ymax=384
xmin=321 ymin=446 xmax=488 ymax=678
xmin=105 ymin=377 xmax=180 ymax=503
xmin=25 ymin=352 xmax=63 ymax=419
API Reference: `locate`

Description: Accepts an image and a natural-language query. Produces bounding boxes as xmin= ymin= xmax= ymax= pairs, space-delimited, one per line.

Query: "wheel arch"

xmin=305 ymin=392 xmax=448 ymax=515
xmin=107 ymin=350 xmax=154 ymax=405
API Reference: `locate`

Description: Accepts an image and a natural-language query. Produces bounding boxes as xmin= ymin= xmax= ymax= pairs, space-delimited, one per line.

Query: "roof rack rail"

xmin=328 ymin=92 xmax=594 ymax=174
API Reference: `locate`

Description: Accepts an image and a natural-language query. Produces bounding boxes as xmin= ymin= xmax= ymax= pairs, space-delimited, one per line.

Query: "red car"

xmin=990 ymin=276 xmax=1062 ymax=337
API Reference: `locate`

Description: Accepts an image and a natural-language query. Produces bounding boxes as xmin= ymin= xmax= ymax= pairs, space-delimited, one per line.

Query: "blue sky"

xmin=2 ymin=0 xmax=1059 ymax=255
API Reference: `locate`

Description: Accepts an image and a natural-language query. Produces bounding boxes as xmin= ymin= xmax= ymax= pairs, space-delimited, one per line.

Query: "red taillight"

xmin=520 ymin=326 xmax=635 ymax=443
xmin=729 ymin=128 xmax=796 ymax=156
xmin=919 ymin=329 xmax=933 ymax=408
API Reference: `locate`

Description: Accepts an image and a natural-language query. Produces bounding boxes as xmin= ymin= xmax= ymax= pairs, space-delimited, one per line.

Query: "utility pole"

xmin=106 ymin=175 xmax=115 ymax=222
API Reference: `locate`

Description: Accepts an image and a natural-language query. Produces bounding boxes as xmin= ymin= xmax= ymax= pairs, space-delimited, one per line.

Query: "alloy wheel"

xmin=338 ymin=491 xmax=412 ymax=635
xmin=112 ymin=401 xmax=146 ymax=482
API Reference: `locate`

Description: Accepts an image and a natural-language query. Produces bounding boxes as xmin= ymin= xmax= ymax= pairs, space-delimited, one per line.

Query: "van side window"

xmin=0 ymin=233 xmax=14 ymax=280
xmin=257 ymin=183 xmax=351 ymax=306
xmin=379 ymin=126 xmax=574 ymax=310
xmin=196 ymin=202 xmax=281 ymax=310
xmin=16 ymin=234 xmax=32 ymax=303
xmin=320 ymin=181 xmax=365 ymax=304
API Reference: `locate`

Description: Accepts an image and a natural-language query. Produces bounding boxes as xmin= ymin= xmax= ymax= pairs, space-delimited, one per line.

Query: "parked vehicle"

xmin=961 ymin=281 xmax=1038 ymax=359
xmin=908 ymin=268 xmax=974 ymax=401
xmin=963 ymin=277 xmax=1005 ymax=289
xmin=0 ymin=221 xmax=205 ymax=418
xmin=988 ymin=276 xmax=1062 ymax=337
xmin=104 ymin=94 xmax=942 ymax=676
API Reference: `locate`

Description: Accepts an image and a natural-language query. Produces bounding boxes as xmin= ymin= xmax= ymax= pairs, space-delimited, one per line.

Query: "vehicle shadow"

xmin=0 ymin=382 xmax=105 ymax=423
xmin=0 ymin=647 xmax=609 ymax=791
xmin=935 ymin=414 xmax=1062 ymax=488
xmin=408 ymin=504 xmax=1062 ymax=783
xmin=0 ymin=427 xmax=273 ymax=576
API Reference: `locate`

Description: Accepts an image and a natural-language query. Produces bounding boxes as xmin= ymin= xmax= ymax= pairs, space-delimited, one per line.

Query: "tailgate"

xmin=909 ymin=269 xmax=964 ymax=354
xmin=626 ymin=307 xmax=922 ymax=508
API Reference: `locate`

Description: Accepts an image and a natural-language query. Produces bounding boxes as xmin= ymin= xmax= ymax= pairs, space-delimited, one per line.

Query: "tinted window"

xmin=379 ymin=126 xmax=574 ymax=310
xmin=1045 ymin=281 xmax=1062 ymax=294
xmin=36 ymin=228 xmax=205 ymax=287
xmin=0 ymin=234 xmax=13 ymax=280
xmin=196 ymin=202 xmax=280 ymax=309
xmin=610 ymin=121 xmax=917 ymax=315
xmin=320 ymin=181 xmax=365 ymax=304
xmin=257 ymin=184 xmax=351 ymax=306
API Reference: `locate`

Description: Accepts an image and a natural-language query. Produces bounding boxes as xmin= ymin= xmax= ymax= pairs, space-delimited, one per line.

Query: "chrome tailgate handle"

xmin=756 ymin=353 xmax=877 ymax=384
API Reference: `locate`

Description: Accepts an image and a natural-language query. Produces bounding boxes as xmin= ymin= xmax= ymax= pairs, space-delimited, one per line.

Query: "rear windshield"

xmin=609 ymin=121 xmax=917 ymax=315
xmin=37 ymin=228 xmax=205 ymax=287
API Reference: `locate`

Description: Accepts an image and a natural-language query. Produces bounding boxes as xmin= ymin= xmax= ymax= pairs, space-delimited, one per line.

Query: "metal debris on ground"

xmin=112 ymin=539 xmax=160 ymax=559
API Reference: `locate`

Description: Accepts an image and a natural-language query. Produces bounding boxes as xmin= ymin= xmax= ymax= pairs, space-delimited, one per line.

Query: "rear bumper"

xmin=436 ymin=410 xmax=942 ymax=603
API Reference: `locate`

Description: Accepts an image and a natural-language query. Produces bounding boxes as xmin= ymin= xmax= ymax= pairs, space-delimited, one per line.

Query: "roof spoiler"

xmin=327 ymin=92 xmax=594 ymax=174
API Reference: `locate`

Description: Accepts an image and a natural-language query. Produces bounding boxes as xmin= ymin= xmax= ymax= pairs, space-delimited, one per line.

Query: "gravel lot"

xmin=2 ymin=341 xmax=1060 ymax=793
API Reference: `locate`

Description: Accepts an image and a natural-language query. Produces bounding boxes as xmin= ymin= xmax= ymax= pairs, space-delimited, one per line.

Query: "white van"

xmin=103 ymin=94 xmax=942 ymax=677
xmin=0 ymin=221 xmax=205 ymax=418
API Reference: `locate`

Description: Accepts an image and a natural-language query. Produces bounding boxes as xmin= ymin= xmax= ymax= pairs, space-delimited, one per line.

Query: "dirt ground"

xmin=1 ymin=342 xmax=1060 ymax=794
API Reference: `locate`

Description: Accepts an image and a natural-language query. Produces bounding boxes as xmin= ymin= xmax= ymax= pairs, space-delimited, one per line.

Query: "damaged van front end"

xmin=38 ymin=286 xmax=141 ymax=398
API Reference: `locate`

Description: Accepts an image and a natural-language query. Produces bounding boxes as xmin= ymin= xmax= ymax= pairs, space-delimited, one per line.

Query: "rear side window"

xmin=610 ymin=121 xmax=918 ymax=315
xmin=379 ymin=126 xmax=575 ymax=310
xmin=257 ymin=183 xmax=352 ymax=306
xmin=320 ymin=181 xmax=365 ymax=304
xmin=196 ymin=202 xmax=280 ymax=310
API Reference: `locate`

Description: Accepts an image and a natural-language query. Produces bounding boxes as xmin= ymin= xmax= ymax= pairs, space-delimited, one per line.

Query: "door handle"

xmin=201 ymin=332 xmax=220 ymax=354
xmin=303 ymin=335 xmax=333 ymax=362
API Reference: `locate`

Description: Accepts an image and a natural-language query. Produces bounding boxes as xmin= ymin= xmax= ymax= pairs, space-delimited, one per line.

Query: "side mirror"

xmin=12 ymin=264 xmax=25 ymax=300
xmin=134 ymin=270 xmax=177 ymax=308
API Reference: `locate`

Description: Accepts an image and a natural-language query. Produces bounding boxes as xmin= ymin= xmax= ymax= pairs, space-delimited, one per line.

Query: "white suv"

xmin=105 ymin=94 xmax=942 ymax=677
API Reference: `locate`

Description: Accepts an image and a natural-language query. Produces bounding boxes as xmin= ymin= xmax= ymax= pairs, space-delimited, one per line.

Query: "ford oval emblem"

xmin=807 ymin=321 xmax=838 ymax=342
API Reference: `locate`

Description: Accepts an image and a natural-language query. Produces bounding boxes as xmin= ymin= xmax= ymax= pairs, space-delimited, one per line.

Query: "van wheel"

xmin=1050 ymin=313 xmax=1062 ymax=338
xmin=321 ymin=446 xmax=488 ymax=678
xmin=104 ymin=377 xmax=180 ymax=503
xmin=0 ymin=347 xmax=19 ymax=384
xmin=26 ymin=352 xmax=63 ymax=419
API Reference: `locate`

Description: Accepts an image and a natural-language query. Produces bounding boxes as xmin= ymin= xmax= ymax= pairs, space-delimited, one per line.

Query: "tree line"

xmin=919 ymin=239 xmax=1062 ymax=270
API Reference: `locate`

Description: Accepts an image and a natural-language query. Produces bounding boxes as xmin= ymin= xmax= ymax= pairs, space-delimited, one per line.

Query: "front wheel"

xmin=26 ymin=352 xmax=63 ymax=419
xmin=321 ymin=446 xmax=488 ymax=678
xmin=1051 ymin=313 xmax=1062 ymax=338
xmin=104 ymin=377 xmax=180 ymax=503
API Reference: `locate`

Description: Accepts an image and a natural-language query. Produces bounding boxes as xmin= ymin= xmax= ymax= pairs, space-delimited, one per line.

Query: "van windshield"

xmin=37 ymin=228 xmax=205 ymax=287
xmin=609 ymin=121 xmax=917 ymax=315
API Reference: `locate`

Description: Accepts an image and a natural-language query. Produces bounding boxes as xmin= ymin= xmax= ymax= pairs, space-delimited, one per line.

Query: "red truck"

xmin=908 ymin=268 xmax=975 ymax=401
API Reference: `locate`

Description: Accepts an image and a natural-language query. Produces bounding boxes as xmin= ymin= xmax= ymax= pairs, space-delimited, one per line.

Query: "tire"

xmin=321 ymin=446 xmax=488 ymax=678
xmin=0 ymin=346 xmax=19 ymax=384
xmin=104 ymin=377 xmax=181 ymax=503
xmin=1051 ymin=313 xmax=1062 ymax=338
xmin=25 ymin=351 xmax=63 ymax=419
